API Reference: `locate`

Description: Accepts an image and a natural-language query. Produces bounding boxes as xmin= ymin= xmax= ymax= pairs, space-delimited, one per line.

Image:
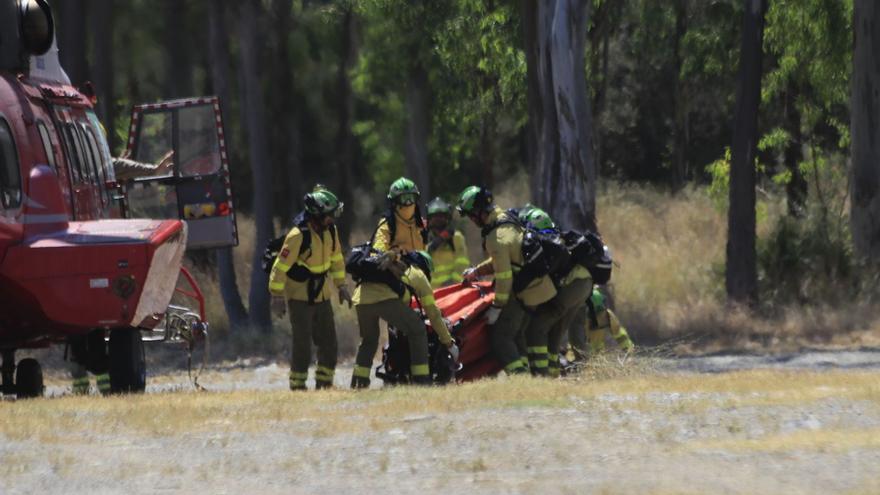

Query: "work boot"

xmin=289 ymin=370 xmax=308 ymax=391
xmin=71 ymin=376 xmax=90 ymax=395
xmin=411 ymin=374 xmax=433 ymax=386
xmin=95 ymin=373 xmax=111 ymax=395
xmin=315 ymin=366 xmax=335 ymax=390
xmin=350 ymin=375 xmax=370 ymax=389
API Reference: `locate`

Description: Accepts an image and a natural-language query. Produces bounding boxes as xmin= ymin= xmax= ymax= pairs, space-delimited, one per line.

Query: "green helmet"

xmin=456 ymin=185 xmax=492 ymax=216
xmin=426 ymin=197 xmax=452 ymax=217
xmin=522 ymin=207 xmax=556 ymax=231
xmin=304 ymin=188 xmax=343 ymax=217
xmin=387 ymin=177 xmax=420 ymax=205
xmin=404 ymin=250 xmax=434 ymax=278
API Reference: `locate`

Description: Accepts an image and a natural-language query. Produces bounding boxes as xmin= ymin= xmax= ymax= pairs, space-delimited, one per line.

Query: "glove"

xmin=447 ymin=343 xmax=460 ymax=363
xmin=462 ymin=267 xmax=479 ymax=282
xmin=271 ymin=296 xmax=287 ymax=316
xmin=338 ymin=286 xmax=353 ymax=308
xmin=485 ymin=305 xmax=502 ymax=325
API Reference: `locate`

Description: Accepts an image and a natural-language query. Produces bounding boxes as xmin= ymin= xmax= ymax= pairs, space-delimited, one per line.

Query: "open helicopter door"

xmin=122 ymin=97 xmax=238 ymax=249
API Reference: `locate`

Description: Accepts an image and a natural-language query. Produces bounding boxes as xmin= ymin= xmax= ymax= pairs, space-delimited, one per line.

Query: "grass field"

xmin=3 ymin=365 xmax=879 ymax=494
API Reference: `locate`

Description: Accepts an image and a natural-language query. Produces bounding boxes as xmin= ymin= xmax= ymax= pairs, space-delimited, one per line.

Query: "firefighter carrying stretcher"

xmin=457 ymin=186 xmax=557 ymax=375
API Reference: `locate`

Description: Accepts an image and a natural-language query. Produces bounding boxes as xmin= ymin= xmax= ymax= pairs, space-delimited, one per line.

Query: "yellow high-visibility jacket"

xmin=474 ymin=207 xmax=556 ymax=308
xmin=372 ymin=212 xmax=426 ymax=254
xmin=268 ymin=224 xmax=345 ymax=302
xmin=352 ymin=265 xmax=453 ymax=346
xmin=428 ymin=230 xmax=470 ymax=288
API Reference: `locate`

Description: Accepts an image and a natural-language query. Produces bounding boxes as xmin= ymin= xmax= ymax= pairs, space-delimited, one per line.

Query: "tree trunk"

xmin=239 ymin=0 xmax=274 ymax=332
xmin=90 ymin=0 xmax=115 ymax=152
xmin=404 ymin=63 xmax=431 ymax=200
xmin=851 ymin=0 xmax=880 ymax=263
xmin=726 ymin=0 xmax=767 ymax=305
xmin=524 ymin=0 xmax=597 ymax=233
xmin=57 ymin=0 xmax=88 ymax=86
xmin=783 ymin=82 xmax=807 ymax=217
xmin=163 ymin=0 xmax=193 ymax=98
xmin=208 ymin=0 xmax=249 ymax=331
xmin=671 ymin=0 xmax=688 ymax=190
xmin=335 ymin=6 xmax=358 ymax=247
xmin=270 ymin=0 xmax=304 ymax=223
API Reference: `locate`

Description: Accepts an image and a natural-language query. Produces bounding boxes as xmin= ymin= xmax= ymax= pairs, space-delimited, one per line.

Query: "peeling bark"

xmin=524 ymin=0 xmax=596 ymax=233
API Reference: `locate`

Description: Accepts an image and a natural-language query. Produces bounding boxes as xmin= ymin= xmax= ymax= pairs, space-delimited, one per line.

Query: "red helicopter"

xmin=0 ymin=0 xmax=238 ymax=397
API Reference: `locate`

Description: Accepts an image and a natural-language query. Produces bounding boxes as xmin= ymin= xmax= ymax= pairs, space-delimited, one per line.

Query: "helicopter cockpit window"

xmin=133 ymin=112 xmax=173 ymax=177
xmin=0 ymin=118 xmax=22 ymax=209
xmin=178 ymin=105 xmax=221 ymax=177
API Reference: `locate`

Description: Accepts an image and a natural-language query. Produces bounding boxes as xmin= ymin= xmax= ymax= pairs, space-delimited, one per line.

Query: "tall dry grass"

xmin=183 ymin=177 xmax=880 ymax=359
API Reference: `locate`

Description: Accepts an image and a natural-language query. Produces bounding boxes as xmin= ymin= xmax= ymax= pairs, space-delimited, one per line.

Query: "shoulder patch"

xmin=280 ymin=248 xmax=290 ymax=258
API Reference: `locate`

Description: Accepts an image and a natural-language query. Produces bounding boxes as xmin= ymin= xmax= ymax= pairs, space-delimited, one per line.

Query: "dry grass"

xmin=3 ymin=368 xmax=877 ymax=441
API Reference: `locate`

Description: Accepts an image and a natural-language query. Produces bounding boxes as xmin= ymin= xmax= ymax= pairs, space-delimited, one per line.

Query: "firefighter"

xmin=457 ymin=186 xmax=557 ymax=375
xmin=519 ymin=208 xmax=593 ymax=377
xmin=268 ymin=187 xmax=351 ymax=391
xmin=372 ymin=177 xmax=428 ymax=255
xmin=584 ymin=287 xmax=634 ymax=356
xmin=351 ymin=251 xmax=458 ymax=388
xmin=425 ymin=197 xmax=470 ymax=288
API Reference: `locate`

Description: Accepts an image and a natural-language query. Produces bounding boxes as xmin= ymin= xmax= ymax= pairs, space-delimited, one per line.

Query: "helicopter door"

xmin=123 ymin=97 xmax=238 ymax=249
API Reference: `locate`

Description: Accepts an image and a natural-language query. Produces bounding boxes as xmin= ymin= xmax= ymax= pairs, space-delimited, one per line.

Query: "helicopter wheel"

xmin=15 ymin=358 xmax=44 ymax=399
xmin=109 ymin=328 xmax=146 ymax=394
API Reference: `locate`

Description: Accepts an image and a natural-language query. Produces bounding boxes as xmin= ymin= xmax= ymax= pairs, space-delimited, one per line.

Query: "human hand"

xmin=338 ymin=286 xmax=353 ymax=308
xmin=485 ymin=305 xmax=502 ymax=325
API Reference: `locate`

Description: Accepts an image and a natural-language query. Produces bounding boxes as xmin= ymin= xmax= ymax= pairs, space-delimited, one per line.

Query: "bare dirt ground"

xmin=2 ymin=350 xmax=880 ymax=495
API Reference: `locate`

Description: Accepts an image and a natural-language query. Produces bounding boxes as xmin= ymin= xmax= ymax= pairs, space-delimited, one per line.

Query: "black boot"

xmin=350 ymin=375 xmax=370 ymax=389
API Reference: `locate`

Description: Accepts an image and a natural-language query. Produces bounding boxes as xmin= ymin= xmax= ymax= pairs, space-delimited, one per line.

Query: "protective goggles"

xmin=396 ymin=193 xmax=418 ymax=206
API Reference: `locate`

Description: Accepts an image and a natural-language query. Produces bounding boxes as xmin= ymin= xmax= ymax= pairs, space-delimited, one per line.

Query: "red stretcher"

xmin=377 ymin=281 xmax=503 ymax=384
xmin=427 ymin=282 xmax=503 ymax=381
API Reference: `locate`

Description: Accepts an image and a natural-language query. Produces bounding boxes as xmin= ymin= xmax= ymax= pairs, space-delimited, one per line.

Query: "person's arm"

xmin=268 ymin=229 xmax=303 ymax=296
xmin=403 ymin=268 xmax=453 ymax=346
xmin=453 ymin=232 xmax=470 ymax=274
xmin=488 ymin=233 xmax=513 ymax=307
xmin=330 ymin=228 xmax=346 ymax=289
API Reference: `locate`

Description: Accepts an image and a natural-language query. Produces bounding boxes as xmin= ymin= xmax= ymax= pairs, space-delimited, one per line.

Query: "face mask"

xmin=396 ymin=204 xmax=416 ymax=220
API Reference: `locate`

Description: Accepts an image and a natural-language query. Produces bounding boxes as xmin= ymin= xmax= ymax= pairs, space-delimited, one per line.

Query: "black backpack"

xmin=481 ymin=214 xmax=557 ymax=292
xmin=563 ymin=229 xmax=612 ymax=284
xmin=344 ymin=243 xmax=406 ymax=297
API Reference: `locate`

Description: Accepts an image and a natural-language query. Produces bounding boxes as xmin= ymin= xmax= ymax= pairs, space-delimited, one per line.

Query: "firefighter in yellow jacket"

xmin=457 ymin=186 xmax=557 ymax=375
xmin=269 ymin=188 xmax=351 ymax=391
xmin=350 ymin=251 xmax=458 ymax=388
xmin=584 ymin=287 xmax=634 ymax=356
xmin=425 ymin=197 xmax=470 ymax=288
xmin=518 ymin=208 xmax=593 ymax=378
xmin=372 ymin=177 xmax=428 ymax=255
